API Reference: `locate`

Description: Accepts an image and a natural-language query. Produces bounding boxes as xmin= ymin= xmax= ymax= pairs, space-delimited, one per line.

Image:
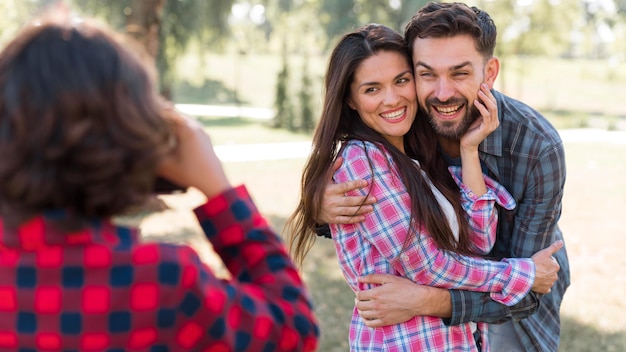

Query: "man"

xmin=318 ymin=2 xmax=569 ymax=351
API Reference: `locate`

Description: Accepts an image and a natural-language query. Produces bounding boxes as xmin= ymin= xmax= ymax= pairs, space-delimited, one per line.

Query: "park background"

xmin=3 ymin=0 xmax=626 ymax=351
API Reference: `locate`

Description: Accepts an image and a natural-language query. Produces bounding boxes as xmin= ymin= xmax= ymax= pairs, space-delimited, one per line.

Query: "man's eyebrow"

xmin=414 ymin=61 xmax=472 ymax=71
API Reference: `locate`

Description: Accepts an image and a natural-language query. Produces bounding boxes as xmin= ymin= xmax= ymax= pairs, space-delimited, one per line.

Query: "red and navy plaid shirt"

xmin=0 ymin=185 xmax=319 ymax=351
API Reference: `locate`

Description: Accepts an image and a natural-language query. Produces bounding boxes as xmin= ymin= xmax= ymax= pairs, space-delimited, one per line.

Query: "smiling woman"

xmin=346 ymin=50 xmax=416 ymax=152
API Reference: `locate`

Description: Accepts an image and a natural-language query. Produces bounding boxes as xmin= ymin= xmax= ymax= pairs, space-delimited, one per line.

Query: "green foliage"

xmin=319 ymin=0 xmax=359 ymax=49
xmin=318 ymin=0 xmax=429 ymax=49
xmin=69 ymin=0 xmax=234 ymax=97
xmin=273 ymin=44 xmax=295 ymax=129
xmin=299 ymin=54 xmax=315 ymax=133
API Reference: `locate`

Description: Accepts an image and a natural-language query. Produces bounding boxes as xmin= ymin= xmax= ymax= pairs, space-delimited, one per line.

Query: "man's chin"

xmin=431 ymin=120 xmax=465 ymax=139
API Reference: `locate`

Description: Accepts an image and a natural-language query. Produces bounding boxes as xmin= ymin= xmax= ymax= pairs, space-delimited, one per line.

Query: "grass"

xmin=130 ymin=116 xmax=626 ymax=351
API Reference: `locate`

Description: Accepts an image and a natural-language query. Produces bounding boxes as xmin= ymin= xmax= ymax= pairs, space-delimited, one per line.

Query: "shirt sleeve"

xmin=448 ymin=166 xmax=516 ymax=255
xmin=184 ymin=185 xmax=319 ymax=351
xmin=333 ymin=142 xmax=534 ymax=306
xmin=447 ymin=142 xmax=566 ymax=325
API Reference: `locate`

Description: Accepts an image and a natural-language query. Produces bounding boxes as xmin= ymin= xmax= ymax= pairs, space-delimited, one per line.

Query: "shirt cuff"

xmin=193 ymin=184 xmax=259 ymax=243
xmin=446 ymin=289 xmax=472 ymax=326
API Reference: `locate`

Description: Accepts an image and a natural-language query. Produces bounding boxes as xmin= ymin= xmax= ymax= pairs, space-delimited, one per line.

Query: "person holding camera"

xmin=0 ymin=11 xmax=318 ymax=352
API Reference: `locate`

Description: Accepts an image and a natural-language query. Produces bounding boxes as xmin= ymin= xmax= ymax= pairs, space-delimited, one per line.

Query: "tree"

xmin=299 ymin=54 xmax=315 ymax=132
xmin=70 ymin=0 xmax=234 ymax=98
xmin=272 ymin=41 xmax=294 ymax=130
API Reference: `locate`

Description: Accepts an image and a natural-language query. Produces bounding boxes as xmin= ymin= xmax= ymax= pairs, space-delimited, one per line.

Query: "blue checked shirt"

xmin=444 ymin=90 xmax=570 ymax=352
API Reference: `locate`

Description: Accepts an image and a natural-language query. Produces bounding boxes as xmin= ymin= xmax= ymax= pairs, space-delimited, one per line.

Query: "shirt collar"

xmin=479 ymin=121 xmax=503 ymax=157
xmin=479 ymin=90 xmax=505 ymax=158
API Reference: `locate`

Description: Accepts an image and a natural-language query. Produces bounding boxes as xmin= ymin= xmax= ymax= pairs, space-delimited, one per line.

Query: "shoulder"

xmin=335 ymin=140 xmax=395 ymax=181
xmin=495 ymin=90 xmax=563 ymax=152
xmin=340 ymin=140 xmax=391 ymax=163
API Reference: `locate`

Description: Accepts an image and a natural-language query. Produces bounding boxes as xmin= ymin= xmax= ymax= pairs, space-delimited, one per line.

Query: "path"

xmin=212 ymin=128 xmax=626 ymax=163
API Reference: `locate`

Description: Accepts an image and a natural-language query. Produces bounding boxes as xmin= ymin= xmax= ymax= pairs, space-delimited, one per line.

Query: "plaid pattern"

xmin=330 ymin=140 xmax=533 ymax=351
xmin=445 ymin=90 xmax=570 ymax=352
xmin=0 ymin=185 xmax=319 ymax=351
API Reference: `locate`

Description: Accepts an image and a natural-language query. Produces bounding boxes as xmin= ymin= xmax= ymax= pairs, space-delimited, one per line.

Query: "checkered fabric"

xmin=0 ymin=185 xmax=319 ymax=351
xmin=445 ymin=90 xmax=570 ymax=352
xmin=330 ymin=140 xmax=532 ymax=351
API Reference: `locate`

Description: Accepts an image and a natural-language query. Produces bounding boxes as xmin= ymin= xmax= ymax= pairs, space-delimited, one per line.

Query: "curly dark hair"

xmin=0 ymin=14 xmax=175 ymax=228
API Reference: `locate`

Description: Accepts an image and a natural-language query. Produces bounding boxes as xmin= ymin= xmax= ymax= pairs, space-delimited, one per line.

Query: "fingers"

xmin=545 ymin=240 xmax=564 ymax=256
xmin=320 ymin=180 xmax=375 ymax=224
xmin=328 ymin=179 xmax=369 ymax=196
xmin=354 ymin=297 xmax=385 ymax=328
xmin=357 ymin=273 xmax=392 ymax=286
xmin=331 ymin=193 xmax=374 ymax=208
xmin=474 ymin=83 xmax=497 ymax=128
xmin=324 ymin=180 xmax=371 ymax=203
xmin=330 ymin=214 xmax=366 ymax=224
xmin=530 ymin=241 xmax=563 ymax=294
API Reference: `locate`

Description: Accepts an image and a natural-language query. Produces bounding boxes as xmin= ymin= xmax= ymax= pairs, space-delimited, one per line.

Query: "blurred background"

xmin=2 ymin=0 xmax=625 ymax=351
xmin=3 ymin=0 xmax=625 ymax=129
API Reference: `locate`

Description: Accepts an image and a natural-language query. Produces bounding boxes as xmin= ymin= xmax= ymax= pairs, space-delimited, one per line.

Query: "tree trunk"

xmin=125 ymin=0 xmax=165 ymax=67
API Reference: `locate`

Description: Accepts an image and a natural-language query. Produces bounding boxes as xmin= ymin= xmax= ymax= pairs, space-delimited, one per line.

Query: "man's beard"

xmin=425 ymin=98 xmax=480 ymax=140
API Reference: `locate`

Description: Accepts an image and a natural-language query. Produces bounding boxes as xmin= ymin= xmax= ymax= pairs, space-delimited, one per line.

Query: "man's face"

xmin=411 ymin=34 xmax=492 ymax=140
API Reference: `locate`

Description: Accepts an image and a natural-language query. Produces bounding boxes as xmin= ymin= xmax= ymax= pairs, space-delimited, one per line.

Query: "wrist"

xmin=414 ymin=286 xmax=452 ymax=318
xmin=460 ymin=146 xmax=480 ymax=158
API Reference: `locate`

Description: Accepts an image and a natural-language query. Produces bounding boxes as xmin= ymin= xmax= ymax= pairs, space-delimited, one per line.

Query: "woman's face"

xmin=348 ymin=50 xmax=417 ymax=152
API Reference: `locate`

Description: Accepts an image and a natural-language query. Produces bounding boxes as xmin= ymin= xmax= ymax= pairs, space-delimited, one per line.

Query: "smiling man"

xmin=317 ymin=2 xmax=570 ymax=351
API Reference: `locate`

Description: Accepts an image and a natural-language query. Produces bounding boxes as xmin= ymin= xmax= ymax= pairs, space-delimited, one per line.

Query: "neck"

xmin=437 ymin=136 xmax=461 ymax=158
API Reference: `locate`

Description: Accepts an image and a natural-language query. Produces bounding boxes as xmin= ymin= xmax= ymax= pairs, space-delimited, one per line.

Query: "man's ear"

xmin=483 ymin=56 xmax=500 ymax=88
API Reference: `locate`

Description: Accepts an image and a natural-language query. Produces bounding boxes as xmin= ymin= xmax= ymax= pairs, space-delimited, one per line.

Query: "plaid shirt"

xmin=330 ymin=140 xmax=534 ymax=351
xmin=445 ymin=90 xmax=570 ymax=352
xmin=0 ymin=185 xmax=319 ymax=352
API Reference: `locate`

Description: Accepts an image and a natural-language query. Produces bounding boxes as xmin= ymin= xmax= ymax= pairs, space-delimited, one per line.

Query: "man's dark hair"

xmin=404 ymin=2 xmax=497 ymax=59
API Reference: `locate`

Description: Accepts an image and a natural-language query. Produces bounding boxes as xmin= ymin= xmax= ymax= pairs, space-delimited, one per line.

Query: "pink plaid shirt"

xmin=330 ymin=141 xmax=534 ymax=351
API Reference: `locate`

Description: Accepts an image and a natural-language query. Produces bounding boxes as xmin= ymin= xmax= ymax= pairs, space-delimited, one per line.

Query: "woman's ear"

xmin=347 ymin=99 xmax=356 ymax=110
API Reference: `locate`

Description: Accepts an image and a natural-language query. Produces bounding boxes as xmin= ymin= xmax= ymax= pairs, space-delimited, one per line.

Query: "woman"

xmin=285 ymin=24 xmax=548 ymax=351
xmin=0 ymin=12 xmax=318 ymax=351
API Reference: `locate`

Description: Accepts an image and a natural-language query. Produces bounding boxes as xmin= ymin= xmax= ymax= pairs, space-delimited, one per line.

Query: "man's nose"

xmin=434 ymin=78 xmax=455 ymax=102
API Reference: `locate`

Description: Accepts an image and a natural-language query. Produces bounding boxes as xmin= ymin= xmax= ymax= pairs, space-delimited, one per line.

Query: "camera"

xmin=153 ymin=176 xmax=187 ymax=194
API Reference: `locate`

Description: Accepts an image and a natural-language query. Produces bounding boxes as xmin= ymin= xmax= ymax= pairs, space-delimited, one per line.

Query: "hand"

xmin=317 ymin=157 xmax=375 ymax=225
xmin=530 ymin=240 xmax=563 ymax=294
xmin=157 ymin=105 xmax=231 ymax=199
xmin=354 ymin=274 xmax=451 ymax=327
xmin=460 ymin=83 xmax=499 ymax=152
